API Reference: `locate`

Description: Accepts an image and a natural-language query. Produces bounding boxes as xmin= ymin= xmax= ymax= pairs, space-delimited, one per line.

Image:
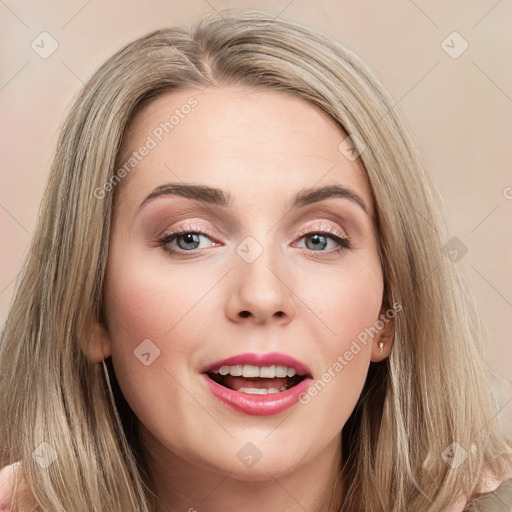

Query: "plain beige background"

xmin=1 ymin=0 xmax=511 ymax=432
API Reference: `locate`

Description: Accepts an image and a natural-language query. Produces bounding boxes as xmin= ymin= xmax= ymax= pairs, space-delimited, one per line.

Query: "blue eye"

xmin=157 ymin=227 xmax=351 ymax=256
xmin=158 ymin=228 xmax=216 ymax=254
xmin=299 ymin=232 xmax=351 ymax=252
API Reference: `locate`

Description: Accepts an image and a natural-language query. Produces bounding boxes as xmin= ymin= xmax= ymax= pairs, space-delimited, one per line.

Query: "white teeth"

xmin=214 ymin=364 xmax=301 ymax=378
xmin=230 ymin=365 xmax=243 ymax=376
xmin=259 ymin=365 xmax=276 ymax=378
xmin=242 ymin=364 xmax=260 ymax=378
xmin=275 ymin=365 xmax=288 ymax=378
xmin=238 ymin=387 xmax=282 ymax=395
xmin=219 ymin=365 xmax=243 ymax=376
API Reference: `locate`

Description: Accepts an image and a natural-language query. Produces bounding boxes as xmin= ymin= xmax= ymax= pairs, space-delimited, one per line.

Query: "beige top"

xmin=444 ymin=470 xmax=512 ymax=511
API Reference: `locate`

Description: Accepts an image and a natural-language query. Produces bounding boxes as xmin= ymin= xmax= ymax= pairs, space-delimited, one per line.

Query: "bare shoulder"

xmin=477 ymin=456 xmax=512 ymax=493
xmin=0 ymin=462 xmax=33 ymax=512
xmin=0 ymin=462 xmax=21 ymax=509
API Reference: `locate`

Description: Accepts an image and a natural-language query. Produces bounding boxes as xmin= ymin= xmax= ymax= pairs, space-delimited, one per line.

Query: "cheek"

xmin=328 ymin=256 xmax=383 ymax=368
xmin=102 ymin=249 xmax=220 ymax=391
xmin=300 ymin=248 xmax=384 ymax=346
xmin=295 ymin=253 xmax=383 ymax=420
xmin=104 ymin=246 xmax=215 ymax=346
xmin=102 ymin=254 xmax=211 ymax=433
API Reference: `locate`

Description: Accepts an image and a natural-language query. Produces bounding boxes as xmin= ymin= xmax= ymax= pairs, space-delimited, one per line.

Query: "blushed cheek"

xmin=107 ymin=284 xmax=161 ymax=347
xmin=314 ymin=267 xmax=383 ymax=391
xmin=102 ymin=255 xmax=166 ymax=378
xmin=103 ymin=270 xmax=181 ymax=419
xmin=316 ymin=266 xmax=382 ymax=336
xmin=307 ymin=285 xmax=377 ymax=423
xmin=103 ymin=254 xmax=212 ymax=372
xmin=105 ymin=250 xmax=177 ymax=341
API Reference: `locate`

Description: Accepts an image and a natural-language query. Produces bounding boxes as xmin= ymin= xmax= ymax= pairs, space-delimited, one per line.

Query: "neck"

xmin=138 ymin=424 xmax=343 ymax=512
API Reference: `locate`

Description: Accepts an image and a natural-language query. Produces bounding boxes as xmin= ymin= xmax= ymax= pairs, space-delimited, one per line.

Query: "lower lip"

xmin=202 ymin=374 xmax=312 ymax=416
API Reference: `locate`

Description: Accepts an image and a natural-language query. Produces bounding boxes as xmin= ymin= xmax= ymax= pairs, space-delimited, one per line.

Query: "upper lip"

xmin=201 ymin=352 xmax=312 ymax=377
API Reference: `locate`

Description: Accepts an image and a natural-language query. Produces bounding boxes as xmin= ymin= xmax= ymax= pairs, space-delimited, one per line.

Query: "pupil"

xmin=307 ymin=234 xmax=327 ymax=250
xmin=179 ymin=233 xmax=200 ymax=250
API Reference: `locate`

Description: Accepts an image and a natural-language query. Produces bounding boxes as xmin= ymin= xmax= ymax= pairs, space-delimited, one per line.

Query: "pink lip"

xmin=200 ymin=352 xmax=313 ymax=416
xmin=200 ymin=351 xmax=312 ymax=376
xmin=202 ymin=373 xmax=313 ymax=416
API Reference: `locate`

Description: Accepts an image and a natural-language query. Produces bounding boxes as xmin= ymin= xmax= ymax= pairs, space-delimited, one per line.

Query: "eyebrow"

xmin=137 ymin=182 xmax=368 ymax=214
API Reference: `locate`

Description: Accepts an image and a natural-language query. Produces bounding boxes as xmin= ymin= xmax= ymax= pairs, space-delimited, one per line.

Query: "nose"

xmin=226 ymin=243 xmax=295 ymax=325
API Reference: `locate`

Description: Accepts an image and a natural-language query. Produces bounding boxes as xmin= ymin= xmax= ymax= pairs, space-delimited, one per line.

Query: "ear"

xmin=82 ymin=320 xmax=112 ymax=363
xmin=370 ymin=304 xmax=395 ymax=363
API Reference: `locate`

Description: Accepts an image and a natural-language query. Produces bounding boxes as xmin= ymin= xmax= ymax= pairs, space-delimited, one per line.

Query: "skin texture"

xmin=89 ymin=86 xmax=394 ymax=512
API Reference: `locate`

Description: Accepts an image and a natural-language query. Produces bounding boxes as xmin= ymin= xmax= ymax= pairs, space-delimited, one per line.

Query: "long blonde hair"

xmin=1 ymin=8 xmax=510 ymax=512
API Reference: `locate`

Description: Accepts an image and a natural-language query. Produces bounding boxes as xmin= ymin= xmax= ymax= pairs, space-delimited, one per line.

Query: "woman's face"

xmin=92 ymin=86 xmax=392 ymax=481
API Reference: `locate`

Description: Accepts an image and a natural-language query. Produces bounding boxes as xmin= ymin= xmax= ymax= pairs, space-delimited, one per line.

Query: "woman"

xmin=0 ymin=8 xmax=511 ymax=512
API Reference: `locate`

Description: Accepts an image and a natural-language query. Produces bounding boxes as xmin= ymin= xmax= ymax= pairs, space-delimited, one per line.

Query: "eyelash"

xmin=157 ymin=224 xmax=351 ymax=257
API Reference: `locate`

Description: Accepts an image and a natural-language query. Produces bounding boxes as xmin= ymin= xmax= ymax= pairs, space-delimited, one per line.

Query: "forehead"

xmin=114 ymin=86 xmax=373 ymax=215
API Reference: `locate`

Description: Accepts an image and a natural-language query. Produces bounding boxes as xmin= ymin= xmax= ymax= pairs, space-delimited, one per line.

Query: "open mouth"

xmin=206 ymin=365 xmax=308 ymax=395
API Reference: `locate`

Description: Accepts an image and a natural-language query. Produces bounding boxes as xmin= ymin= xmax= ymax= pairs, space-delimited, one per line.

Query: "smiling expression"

xmin=89 ymin=86 xmax=392 ymax=481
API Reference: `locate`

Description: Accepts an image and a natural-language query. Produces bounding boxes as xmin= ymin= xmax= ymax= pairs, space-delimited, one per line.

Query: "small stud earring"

xmin=378 ymin=341 xmax=384 ymax=350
